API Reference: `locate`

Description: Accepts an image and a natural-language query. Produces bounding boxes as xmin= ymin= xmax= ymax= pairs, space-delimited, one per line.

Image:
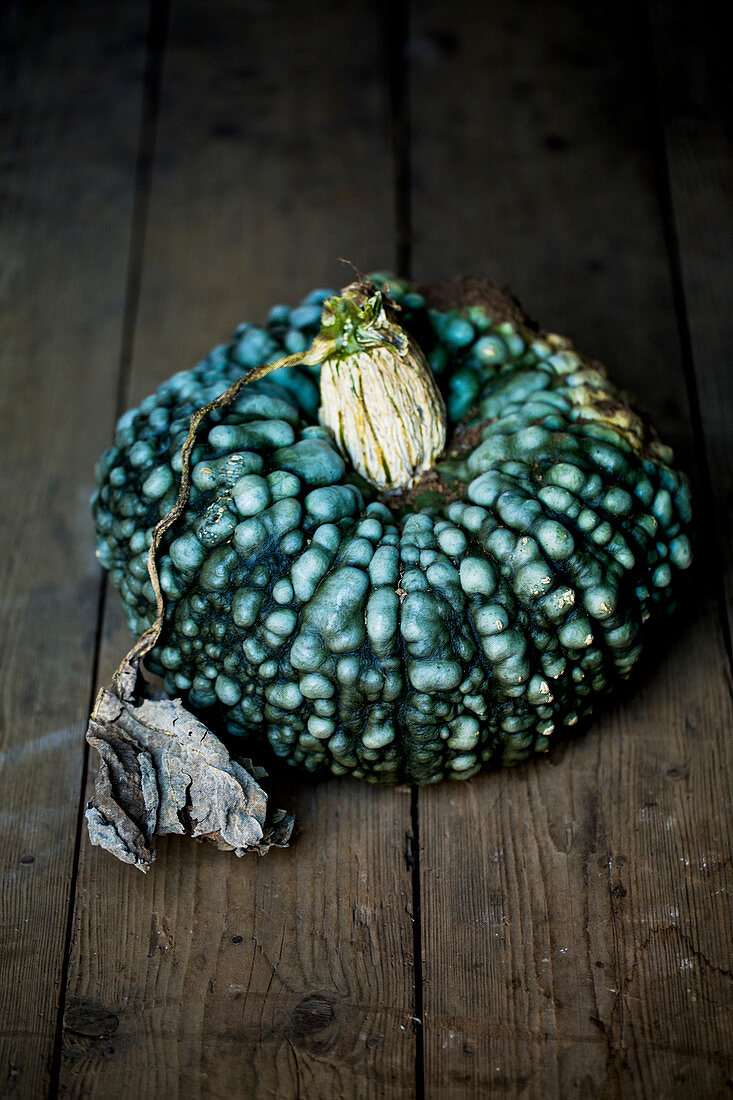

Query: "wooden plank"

xmin=123 ymin=0 xmax=401 ymax=407
xmin=59 ymin=2 xmax=416 ymax=1097
xmin=0 ymin=4 xmax=150 ymax=1096
xmin=649 ymin=0 xmax=733 ymax=648
xmin=408 ymin=0 xmax=733 ymax=1094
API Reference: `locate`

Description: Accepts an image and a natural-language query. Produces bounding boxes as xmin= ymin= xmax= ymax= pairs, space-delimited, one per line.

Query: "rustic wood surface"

xmin=1 ymin=1 xmax=730 ymax=1097
xmin=0 ymin=4 xmax=149 ymax=1096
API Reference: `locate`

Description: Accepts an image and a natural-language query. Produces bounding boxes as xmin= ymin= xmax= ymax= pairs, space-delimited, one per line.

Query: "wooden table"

xmin=2 ymin=1 xmax=731 ymax=1096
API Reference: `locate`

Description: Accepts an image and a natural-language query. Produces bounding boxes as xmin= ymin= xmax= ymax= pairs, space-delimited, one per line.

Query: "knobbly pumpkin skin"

xmin=92 ymin=275 xmax=692 ymax=784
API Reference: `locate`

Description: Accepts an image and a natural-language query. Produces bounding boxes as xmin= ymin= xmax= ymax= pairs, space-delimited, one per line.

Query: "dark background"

xmin=1 ymin=1 xmax=731 ymax=1096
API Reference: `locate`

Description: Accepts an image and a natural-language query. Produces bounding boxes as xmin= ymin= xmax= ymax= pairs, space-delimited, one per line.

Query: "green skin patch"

xmin=92 ymin=275 xmax=693 ymax=785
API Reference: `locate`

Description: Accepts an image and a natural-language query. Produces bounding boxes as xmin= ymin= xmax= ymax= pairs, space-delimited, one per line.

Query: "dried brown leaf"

xmin=85 ymin=659 xmax=294 ymax=872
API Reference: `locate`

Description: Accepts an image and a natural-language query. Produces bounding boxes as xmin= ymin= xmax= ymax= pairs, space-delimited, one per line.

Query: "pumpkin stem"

xmin=317 ymin=281 xmax=447 ymax=490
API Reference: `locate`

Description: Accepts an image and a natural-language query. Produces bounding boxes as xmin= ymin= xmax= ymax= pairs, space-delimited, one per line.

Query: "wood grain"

xmin=408 ymin=0 xmax=733 ymax=1094
xmin=649 ymin=0 xmax=733 ymax=646
xmin=0 ymin=4 xmax=148 ymax=1096
xmin=59 ymin=2 xmax=416 ymax=1097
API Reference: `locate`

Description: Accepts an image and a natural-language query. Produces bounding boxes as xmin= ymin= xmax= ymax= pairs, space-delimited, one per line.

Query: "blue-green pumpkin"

xmin=92 ymin=275 xmax=692 ymax=784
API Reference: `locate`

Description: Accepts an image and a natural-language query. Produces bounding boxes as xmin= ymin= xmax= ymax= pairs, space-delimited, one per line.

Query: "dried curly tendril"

xmin=126 ymin=277 xmax=446 ymax=674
